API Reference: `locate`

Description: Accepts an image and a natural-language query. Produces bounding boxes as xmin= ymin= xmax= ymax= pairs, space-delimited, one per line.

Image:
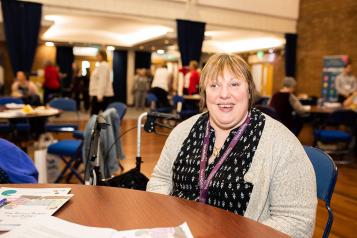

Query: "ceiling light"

xmin=106 ymin=46 xmax=115 ymax=51
xmin=45 ymin=42 xmax=54 ymax=47
xmin=157 ymin=49 xmax=165 ymax=54
xmin=73 ymin=47 xmax=98 ymax=56
xmin=214 ymin=37 xmax=285 ymax=53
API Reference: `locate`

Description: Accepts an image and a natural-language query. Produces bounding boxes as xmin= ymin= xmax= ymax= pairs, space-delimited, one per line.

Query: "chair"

xmin=303 ymin=146 xmax=338 ymax=238
xmin=47 ymin=138 xmax=83 ymax=183
xmin=107 ymin=102 xmax=127 ymax=122
xmin=172 ymin=95 xmax=199 ymax=119
xmin=146 ymin=93 xmax=172 ymax=113
xmin=313 ymin=109 xmax=357 ymax=164
xmin=45 ymin=97 xmax=79 ymax=133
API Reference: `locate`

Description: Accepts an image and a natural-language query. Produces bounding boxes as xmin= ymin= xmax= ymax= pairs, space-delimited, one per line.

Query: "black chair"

xmin=304 ymin=146 xmax=338 ymax=238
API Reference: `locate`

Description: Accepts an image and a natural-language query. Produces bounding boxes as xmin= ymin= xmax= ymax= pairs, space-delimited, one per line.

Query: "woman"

xmin=147 ymin=54 xmax=317 ymax=238
xmin=89 ymin=50 xmax=114 ymax=115
xmin=11 ymin=71 xmax=41 ymax=105
xmin=43 ymin=61 xmax=61 ymax=104
xmin=269 ymin=77 xmax=310 ymax=136
xmin=11 ymin=71 xmax=38 ymax=98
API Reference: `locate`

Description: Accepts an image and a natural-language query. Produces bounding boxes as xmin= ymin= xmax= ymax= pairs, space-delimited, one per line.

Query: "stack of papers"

xmin=0 ymin=187 xmax=72 ymax=231
xmin=1 ymin=216 xmax=194 ymax=238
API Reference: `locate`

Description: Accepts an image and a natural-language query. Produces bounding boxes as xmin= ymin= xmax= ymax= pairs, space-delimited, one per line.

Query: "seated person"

xmin=335 ymin=63 xmax=356 ymax=103
xmin=0 ymin=138 xmax=38 ymax=183
xmin=147 ymin=53 xmax=317 ymax=238
xmin=11 ymin=71 xmax=41 ymax=105
xmin=343 ymin=90 xmax=357 ymax=109
xmin=269 ymin=77 xmax=310 ymax=135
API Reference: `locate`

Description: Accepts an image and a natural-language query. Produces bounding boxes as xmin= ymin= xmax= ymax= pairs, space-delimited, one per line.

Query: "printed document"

xmin=1 ymin=215 xmax=194 ymax=238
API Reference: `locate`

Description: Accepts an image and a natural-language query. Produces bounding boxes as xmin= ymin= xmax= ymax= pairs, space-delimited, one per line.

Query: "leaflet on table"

xmin=0 ymin=194 xmax=73 ymax=231
xmin=0 ymin=187 xmax=71 ymax=199
xmin=2 ymin=215 xmax=194 ymax=238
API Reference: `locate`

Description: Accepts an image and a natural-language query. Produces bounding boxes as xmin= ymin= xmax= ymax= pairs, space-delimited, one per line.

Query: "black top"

xmin=171 ymin=108 xmax=265 ymax=215
xmin=270 ymin=92 xmax=294 ymax=130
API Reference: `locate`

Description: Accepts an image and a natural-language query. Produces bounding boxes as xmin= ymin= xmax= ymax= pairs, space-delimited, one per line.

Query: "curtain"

xmin=113 ymin=50 xmax=128 ymax=103
xmin=56 ymin=46 xmax=74 ymax=91
xmin=176 ymin=19 xmax=206 ymax=66
xmin=135 ymin=51 xmax=151 ymax=69
xmin=1 ymin=0 xmax=42 ymax=74
xmin=284 ymin=33 xmax=297 ymax=77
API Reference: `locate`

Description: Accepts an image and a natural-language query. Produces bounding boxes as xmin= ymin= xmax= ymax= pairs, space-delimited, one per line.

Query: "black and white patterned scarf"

xmin=171 ymin=108 xmax=265 ymax=215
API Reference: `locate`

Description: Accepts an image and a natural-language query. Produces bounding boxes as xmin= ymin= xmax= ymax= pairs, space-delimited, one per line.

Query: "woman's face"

xmin=205 ymin=70 xmax=250 ymax=131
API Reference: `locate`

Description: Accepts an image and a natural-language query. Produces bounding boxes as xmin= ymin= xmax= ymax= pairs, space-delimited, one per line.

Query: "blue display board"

xmin=322 ymin=55 xmax=349 ymax=101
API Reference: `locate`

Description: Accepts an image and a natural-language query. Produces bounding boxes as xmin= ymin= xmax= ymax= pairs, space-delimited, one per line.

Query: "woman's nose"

xmin=219 ymin=84 xmax=230 ymax=98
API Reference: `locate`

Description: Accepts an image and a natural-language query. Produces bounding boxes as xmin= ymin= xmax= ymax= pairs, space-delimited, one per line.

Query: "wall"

xmin=296 ymin=0 xmax=357 ymax=97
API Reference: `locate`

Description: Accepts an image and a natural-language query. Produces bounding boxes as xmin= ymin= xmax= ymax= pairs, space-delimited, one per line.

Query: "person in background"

xmin=71 ymin=62 xmax=83 ymax=110
xmin=43 ymin=60 xmax=61 ymax=104
xmin=132 ymin=68 xmax=149 ymax=110
xmin=150 ymin=63 xmax=172 ymax=108
xmin=336 ymin=62 xmax=356 ymax=103
xmin=269 ymin=77 xmax=310 ymax=136
xmin=89 ymin=50 xmax=114 ymax=115
xmin=11 ymin=71 xmax=40 ymax=105
xmin=82 ymin=67 xmax=90 ymax=111
xmin=183 ymin=60 xmax=200 ymax=95
xmin=147 ymin=53 xmax=316 ymax=238
xmin=343 ymin=90 xmax=357 ymax=109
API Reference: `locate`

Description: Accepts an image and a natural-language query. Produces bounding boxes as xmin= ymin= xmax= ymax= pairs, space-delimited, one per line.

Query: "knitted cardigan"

xmin=147 ymin=113 xmax=317 ymax=238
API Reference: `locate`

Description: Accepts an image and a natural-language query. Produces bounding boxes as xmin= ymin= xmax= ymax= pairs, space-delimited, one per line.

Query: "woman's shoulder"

xmin=168 ymin=113 xmax=203 ymax=139
xmin=262 ymin=114 xmax=300 ymax=144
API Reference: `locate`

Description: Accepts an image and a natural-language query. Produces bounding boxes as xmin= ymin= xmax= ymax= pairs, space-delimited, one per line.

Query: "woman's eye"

xmin=209 ymin=83 xmax=218 ymax=88
xmin=231 ymin=82 xmax=240 ymax=87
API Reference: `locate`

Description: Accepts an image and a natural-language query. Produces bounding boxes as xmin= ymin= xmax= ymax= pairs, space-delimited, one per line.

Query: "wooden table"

xmin=2 ymin=184 xmax=288 ymax=238
xmin=309 ymin=105 xmax=341 ymax=114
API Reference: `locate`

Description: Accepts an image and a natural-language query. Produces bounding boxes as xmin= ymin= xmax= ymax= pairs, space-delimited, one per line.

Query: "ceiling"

xmin=1 ymin=0 xmax=300 ymax=54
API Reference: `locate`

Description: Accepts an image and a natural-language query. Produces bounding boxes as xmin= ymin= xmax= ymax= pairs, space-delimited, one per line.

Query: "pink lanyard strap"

xmin=199 ymin=115 xmax=251 ymax=203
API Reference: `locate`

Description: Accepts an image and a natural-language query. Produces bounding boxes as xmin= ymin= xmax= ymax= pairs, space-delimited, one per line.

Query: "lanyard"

xmin=199 ymin=114 xmax=250 ymax=203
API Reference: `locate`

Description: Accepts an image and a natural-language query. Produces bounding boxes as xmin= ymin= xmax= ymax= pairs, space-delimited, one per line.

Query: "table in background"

xmin=1 ymin=184 xmax=288 ymax=238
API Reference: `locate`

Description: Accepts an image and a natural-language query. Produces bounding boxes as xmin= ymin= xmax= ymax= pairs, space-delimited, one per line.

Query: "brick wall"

xmin=296 ymin=0 xmax=357 ymax=97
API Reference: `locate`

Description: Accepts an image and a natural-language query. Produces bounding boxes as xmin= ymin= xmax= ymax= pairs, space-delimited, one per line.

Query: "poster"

xmin=322 ymin=55 xmax=349 ymax=101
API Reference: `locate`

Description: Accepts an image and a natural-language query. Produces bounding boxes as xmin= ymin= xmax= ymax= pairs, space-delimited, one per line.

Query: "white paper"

xmin=0 ymin=193 xmax=72 ymax=231
xmin=1 ymin=215 xmax=194 ymax=238
xmin=0 ymin=187 xmax=71 ymax=199
xmin=1 ymin=215 xmax=116 ymax=238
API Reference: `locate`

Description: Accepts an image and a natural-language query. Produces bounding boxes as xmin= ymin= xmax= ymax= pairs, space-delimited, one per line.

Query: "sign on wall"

xmin=322 ymin=55 xmax=349 ymax=101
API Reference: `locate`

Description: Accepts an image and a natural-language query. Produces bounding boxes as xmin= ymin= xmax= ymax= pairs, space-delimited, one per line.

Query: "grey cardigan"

xmin=147 ymin=113 xmax=317 ymax=238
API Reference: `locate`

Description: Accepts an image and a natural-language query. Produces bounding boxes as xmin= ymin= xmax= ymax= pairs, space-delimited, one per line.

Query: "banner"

xmin=322 ymin=55 xmax=349 ymax=101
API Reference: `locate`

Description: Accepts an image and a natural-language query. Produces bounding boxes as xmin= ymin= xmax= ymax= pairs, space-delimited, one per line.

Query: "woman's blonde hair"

xmin=199 ymin=53 xmax=256 ymax=110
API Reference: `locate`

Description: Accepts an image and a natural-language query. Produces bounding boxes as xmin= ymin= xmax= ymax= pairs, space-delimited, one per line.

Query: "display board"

xmin=322 ymin=55 xmax=349 ymax=101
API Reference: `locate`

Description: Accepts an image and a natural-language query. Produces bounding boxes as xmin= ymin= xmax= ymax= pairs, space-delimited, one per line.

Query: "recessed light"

xmin=45 ymin=42 xmax=54 ymax=47
xmin=157 ymin=49 xmax=165 ymax=54
xmin=106 ymin=46 xmax=115 ymax=51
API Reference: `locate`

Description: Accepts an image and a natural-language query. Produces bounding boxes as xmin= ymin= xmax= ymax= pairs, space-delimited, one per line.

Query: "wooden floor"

xmin=26 ymin=112 xmax=357 ymax=238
